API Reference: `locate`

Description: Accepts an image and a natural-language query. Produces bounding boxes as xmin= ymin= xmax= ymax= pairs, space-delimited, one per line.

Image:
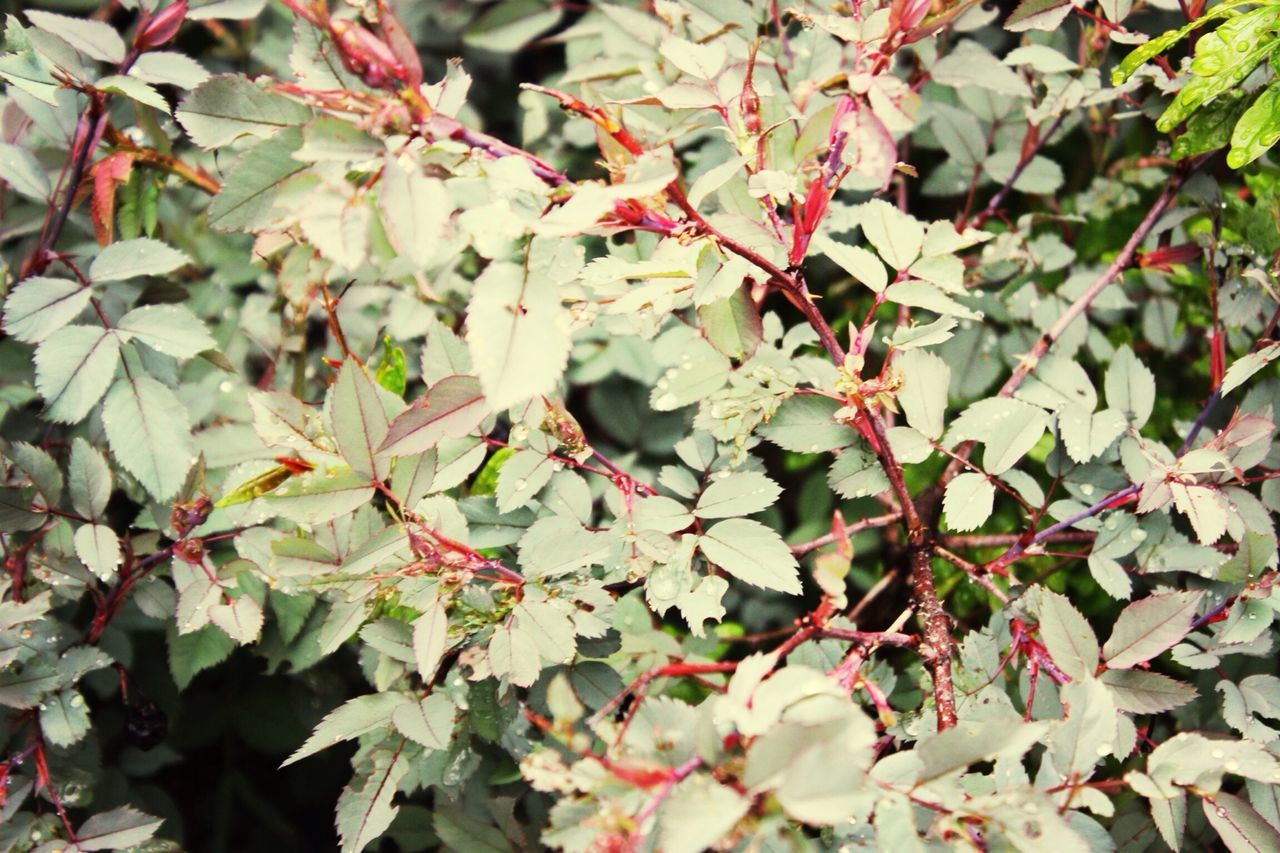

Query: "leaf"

xmin=463 ymin=0 xmax=562 ymax=53
xmin=1204 ymin=792 xmax=1280 ymax=853
xmin=658 ymin=775 xmax=751 ymax=853
xmin=694 ymin=471 xmax=782 ymax=519
xmin=814 ymin=234 xmax=888 ymax=292
xmin=25 ymin=9 xmax=125 ymax=63
xmin=895 ymin=349 xmax=950 ymax=440
xmin=0 ymin=142 xmax=50 ymax=200
xmin=336 ymin=751 xmax=409 ymax=853
xmin=130 ymin=51 xmax=211 ymax=89
xmin=1105 ymin=345 xmax=1156 ymax=428
xmin=698 ymin=287 xmax=764 ymax=361
xmin=68 ymin=437 xmax=112 ymax=519
xmin=660 ymin=36 xmax=727 ymax=80
xmin=827 ymin=447 xmax=890 ymax=499
xmin=1228 ymin=80 xmax=1280 ymax=169
xmin=1033 ymin=589 xmax=1100 ymax=682
xmin=488 ymin=621 xmax=541 ymax=687
xmin=331 ymin=363 xmax=390 ymax=481
xmin=207 ymin=128 xmax=307 ymax=231
xmin=392 ymin=694 xmax=455 ymax=750
xmin=282 ymin=693 xmax=409 ymax=766
xmin=495 ymin=449 xmax=556 ymax=513
xmin=651 ymin=338 xmax=732 ymax=411
xmin=948 ymin=397 xmax=1049 ymax=475
xmin=1170 ymin=482 xmax=1228 ymax=544
xmin=1059 ymin=405 xmax=1127 ymax=463
xmin=1221 ymin=343 xmax=1280 ymax=396
xmin=1100 ymin=669 xmax=1197 ymax=713
xmin=514 ymin=600 xmax=576 ymax=664
xmin=117 ymin=304 xmax=216 ymax=359
xmin=176 ymin=74 xmax=312 ymax=149
xmin=859 ymin=198 xmax=923 ymax=270
xmin=943 ymin=473 xmax=996 ymax=532
xmin=74 ymin=524 xmax=121 ymax=582
xmin=102 ymin=373 xmax=195 ymax=502
xmin=698 ymin=518 xmax=802 ymax=595
xmin=379 ymin=156 xmax=450 ymax=269
xmin=379 ymin=375 xmax=488 ymax=458
xmin=3 ymin=277 xmax=90 ymax=343
xmin=1004 ymin=0 xmax=1073 ymax=31
xmin=40 ymin=689 xmax=90 ymax=747
xmin=518 ymin=516 xmax=609 ymax=578
xmin=34 ymin=325 xmax=121 ymax=423
xmin=1103 ymin=590 xmax=1204 ymax=669
xmin=209 ymin=596 xmax=264 ymax=644
xmin=466 ymin=261 xmax=569 ymax=411
xmin=413 ymin=599 xmax=449 ymax=682
xmin=76 ymin=807 xmax=164 ymax=851
xmin=758 ymin=395 xmax=856 ymax=453
xmin=168 ymin=623 xmax=236 ymax=689
xmin=89 ymin=238 xmax=190 ymax=282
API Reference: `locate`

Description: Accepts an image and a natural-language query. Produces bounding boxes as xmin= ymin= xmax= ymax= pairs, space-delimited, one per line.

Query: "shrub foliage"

xmin=2 ymin=0 xmax=1280 ymax=849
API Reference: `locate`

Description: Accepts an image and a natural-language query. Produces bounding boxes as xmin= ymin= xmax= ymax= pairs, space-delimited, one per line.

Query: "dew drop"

xmin=1095 ymin=743 xmax=1110 ymax=756
xmin=1130 ymin=529 xmax=1147 ymax=542
xmin=1226 ymin=760 xmax=1240 ymax=772
xmin=1080 ymin=484 xmax=1095 ymax=497
xmin=1211 ymin=749 xmax=1225 ymax=759
xmin=1216 ymin=806 xmax=1228 ymax=817
xmin=514 ymin=479 xmax=528 ymax=491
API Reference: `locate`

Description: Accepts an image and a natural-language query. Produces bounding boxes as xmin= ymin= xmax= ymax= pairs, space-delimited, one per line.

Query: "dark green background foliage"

xmin=1 ymin=0 xmax=1280 ymax=851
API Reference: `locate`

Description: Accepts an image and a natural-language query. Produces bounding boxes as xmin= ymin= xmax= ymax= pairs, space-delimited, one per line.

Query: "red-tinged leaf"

xmin=378 ymin=375 xmax=489 ymax=458
xmin=91 ymin=152 xmax=134 ymax=246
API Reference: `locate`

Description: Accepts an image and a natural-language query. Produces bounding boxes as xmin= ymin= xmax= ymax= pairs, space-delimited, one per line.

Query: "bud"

xmin=329 ymin=19 xmax=408 ymax=90
xmin=135 ymin=0 xmax=187 ymax=52
xmin=169 ymin=496 xmax=211 ymax=537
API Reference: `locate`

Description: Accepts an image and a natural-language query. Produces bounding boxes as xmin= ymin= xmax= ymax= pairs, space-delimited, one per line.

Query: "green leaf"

xmin=463 ymin=0 xmax=562 ymax=52
xmin=331 ymin=363 xmax=391 ymax=481
xmin=34 ymin=325 xmax=121 ymax=423
xmin=1155 ymin=7 xmax=1280 ymax=133
xmin=658 ymin=775 xmax=751 ymax=853
xmin=379 ymin=375 xmax=489 ymax=458
xmin=859 ymin=198 xmax=923 ymax=270
xmin=827 ymin=447 xmax=890 ymax=500
xmin=698 ymin=287 xmax=764 ymax=361
xmin=1004 ymin=0 xmax=1073 ymax=32
xmin=466 ymin=260 xmax=569 ymax=411
xmin=68 ymin=437 xmax=112 ymax=520
xmin=102 ymin=373 xmax=195 ymax=501
xmin=76 ymin=806 xmax=164 ymax=851
xmin=117 ymin=304 xmax=216 ymax=359
xmin=943 ymin=472 xmax=995 ymax=532
xmin=1059 ymin=405 xmax=1127 ymax=463
xmin=758 ymin=395 xmax=856 ymax=453
xmin=176 ymin=74 xmax=312 ymax=149
xmin=895 ymin=349 xmax=950 ymax=440
xmin=207 ymin=128 xmax=307 ymax=231
xmin=168 ymin=623 xmax=236 ymax=689
xmin=651 ymin=338 xmax=732 ymax=411
xmin=25 ymin=9 xmax=124 ymax=63
xmin=392 ymin=694 xmax=455 ymax=750
xmin=130 ymin=51 xmax=211 ymax=89
xmin=96 ymin=74 xmax=171 ymax=113
xmin=1031 ymin=589 xmax=1099 ymax=682
xmin=209 ymin=595 xmax=264 ymax=644
xmin=0 ymin=142 xmax=50 ymax=200
xmin=89 ymin=238 xmax=190 ymax=283
xmin=1105 ymin=345 xmax=1156 ymax=428
xmin=336 ymin=751 xmax=410 ymax=853
xmin=74 ymin=523 xmax=120 ymax=582
xmin=518 ymin=516 xmax=609 ymax=578
xmin=488 ymin=621 xmax=541 ymax=687
xmin=1204 ymin=791 xmax=1280 ymax=853
xmin=1221 ymin=343 xmax=1280 ymax=396
xmin=1101 ymin=669 xmax=1197 ymax=713
xmin=514 ymin=599 xmax=576 ymax=664
xmin=814 ymin=234 xmax=888 ymax=292
xmin=1103 ymin=590 xmax=1204 ymax=669
xmin=414 ymin=596 xmax=450 ymax=676
xmin=40 ymin=689 xmax=90 ymax=746
xmin=694 ymin=471 xmax=781 ymax=519
xmin=698 ymin=518 xmax=802 ymax=595
xmin=1169 ymin=482 xmax=1228 ymax=544
xmin=375 ymin=338 xmax=407 ymax=397
xmin=3 ymin=276 xmax=91 ymax=343
xmin=1172 ymin=91 xmax=1249 ymax=161
xmin=379 ymin=156 xmax=451 ymax=269
xmin=282 ymin=693 xmax=409 ymax=766
xmin=1229 ymin=79 xmax=1280 ymax=169
xmin=495 ymin=448 xmax=556 ymax=513
xmin=1110 ymin=0 xmax=1250 ymax=84
xmin=948 ymin=397 xmax=1049 ymax=475
xmin=262 ymin=466 xmax=376 ymax=524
